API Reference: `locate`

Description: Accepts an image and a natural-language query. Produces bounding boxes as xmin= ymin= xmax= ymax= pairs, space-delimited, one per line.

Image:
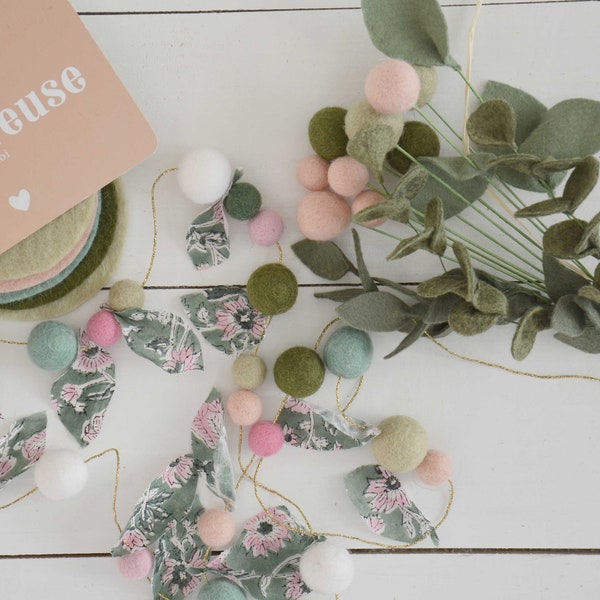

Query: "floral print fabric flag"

xmin=152 ymin=495 xmax=209 ymax=600
xmin=181 ymin=286 xmax=267 ymax=355
xmin=50 ymin=330 xmax=116 ymax=447
xmin=278 ymin=397 xmax=379 ymax=451
xmin=112 ymin=454 xmax=200 ymax=556
xmin=191 ymin=388 xmax=236 ymax=505
xmin=0 ymin=412 xmax=46 ymax=488
xmin=186 ymin=201 xmax=230 ymax=270
xmin=345 ymin=464 xmax=439 ymax=546
xmin=115 ymin=308 xmax=203 ymax=374
xmin=207 ymin=506 xmax=320 ymax=600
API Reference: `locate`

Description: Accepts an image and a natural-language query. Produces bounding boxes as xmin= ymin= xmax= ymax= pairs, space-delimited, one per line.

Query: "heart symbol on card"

xmin=8 ymin=189 xmax=31 ymax=211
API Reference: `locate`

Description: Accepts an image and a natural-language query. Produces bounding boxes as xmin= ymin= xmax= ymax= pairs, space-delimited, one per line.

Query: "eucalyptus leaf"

xmin=419 ymin=155 xmax=491 ymax=181
xmin=291 ymin=239 xmax=356 ymax=280
xmin=347 ymin=124 xmax=396 ymax=181
xmin=454 ymin=242 xmax=477 ymax=301
xmin=384 ymin=320 xmax=428 ymax=358
xmin=353 ymin=198 xmax=410 ymax=224
xmin=386 ymin=228 xmax=433 ymax=261
xmin=574 ymin=296 xmax=600 ymax=330
xmin=563 ymin=156 xmax=599 ymax=212
xmin=472 ymin=281 xmax=508 ymax=316
xmin=373 ymin=277 xmax=422 ymax=300
xmin=511 ymin=305 xmax=551 ymax=360
xmin=551 ymin=295 xmax=587 ymax=337
xmin=424 ymin=197 xmax=446 ymax=255
xmin=532 ymin=157 xmax=582 ymax=176
xmin=417 ymin=270 xmax=468 ymax=300
xmin=543 ymin=220 xmax=588 ymax=259
xmin=390 ymin=166 xmax=429 ymax=201
xmin=574 ymin=211 xmax=600 ymax=256
xmin=514 ymin=198 xmax=570 ymax=218
xmin=578 ymin=285 xmax=600 ymax=305
xmin=467 ymin=99 xmax=517 ymax=149
xmin=543 ymin=254 xmax=589 ymax=302
xmin=486 ymin=153 xmax=540 ymax=176
xmin=361 ymin=0 xmax=456 ymax=67
xmin=424 ymin=294 xmax=458 ymax=324
xmin=337 ymin=291 xmax=413 ymax=332
xmin=352 ymin=229 xmax=377 ymax=292
xmin=448 ymin=299 xmax=499 ymax=336
xmin=555 ymin=326 xmax=600 ymax=354
xmin=314 ymin=288 xmax=365 ymax=302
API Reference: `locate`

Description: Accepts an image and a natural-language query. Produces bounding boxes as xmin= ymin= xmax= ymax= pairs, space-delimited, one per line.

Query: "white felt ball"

xmin=177 ymin=148 xmax=233 ymax=204
xmin=34 ymin=449 xmax=88 ymax=500
xmin=299 ymin=542 xmax=354 ymax=594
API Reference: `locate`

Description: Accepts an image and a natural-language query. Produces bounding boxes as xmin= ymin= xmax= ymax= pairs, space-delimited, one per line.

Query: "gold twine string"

xmin=335 ymin=376 xmax=366 ymax=430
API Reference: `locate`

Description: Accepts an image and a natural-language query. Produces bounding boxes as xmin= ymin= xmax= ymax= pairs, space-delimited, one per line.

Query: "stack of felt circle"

xmin=0 ymin=181 xmax=126 ymax=320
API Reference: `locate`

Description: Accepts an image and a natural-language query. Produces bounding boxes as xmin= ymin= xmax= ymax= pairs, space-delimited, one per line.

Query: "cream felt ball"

xmin=198 ymin=578 xmax=246 ymax=600
xmin=197 ymin=509 xmax=236 ymax=548
xmin=372 ymin=415 xmax=428 ymax=473
xmin=108 ymin=279 xmax=144 ymax=311
xmin=248 ymin=421 xmax=285 ymax=457
xmin=117 ymin=549 xmax=154 ymax=579
xmin=352 ymin=190 xmax=387 ymax=228
xmin=296 ymin=154 xmax=330 ymax=191
xmin=27 ymin=321 xmax=78 ymax=371
xmin=323 ymin=326 xmax=373 ymax=378
xmin=365 ymin=60 xmax=421 ymax=115
xmin=416 ymin=449 xmax=453 ymax=486
xmin=299 ymin=541 xmax=354 ymax=594
xmin=327 ymin=157 xmax=370 ymax=197
xmin=226 ymin=390 xmax=262 ymax=426
xmin=415 ymin=65 xmax=438 ymax=107
xmin=86 ymin=310 xmax=122 ymax=347
xmin=297 ymin=191 xmax=352 ymax=241
xmin=34 ymin=449 xmax=88 ymax=500
xmin=232 ymin=354 xmax=267 ymax=390
xmin=248 ymin=209 xmax=284 ymax=247
xmin=344 ymin=98 xmax=404 ymax=146
xmin=177 ymin=147 xmax=233 ymax=205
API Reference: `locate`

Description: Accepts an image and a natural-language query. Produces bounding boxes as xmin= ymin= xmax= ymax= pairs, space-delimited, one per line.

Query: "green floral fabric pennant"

xmin=191 ymin=388 xmax=236 ymax=506
xmin=207 ymin=506 xmax=320 ymax=600
xmin=0 ymin=412 xmax=46 ymax=488
xmin=50 ymin=330 xmax=116 ymax=447
xmin=112 ymin=455 xmax=200 ymax=556
xmin=181 ymin=287 xmax=267 ymax=355
xmin=152 ymin=495 xmax=209 ymax=600
xmin=277 ymin=397 xmax=379 ymax=451
xmin=186 ymin=201 xmax=230 ymax=270
xmin=345 ymin=464 xmax=439 ymax=545
xmin=115 ymin=308 xmax=204 ymax=373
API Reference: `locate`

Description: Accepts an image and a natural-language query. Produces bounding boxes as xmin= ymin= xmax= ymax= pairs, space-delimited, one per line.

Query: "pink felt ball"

xmin=296 ymin=154 xmax=330 ymax=191
xmin=226 ymin=390 xmax=263 ymax=426
xmin=327 ymin=157 xmax=370 ymax=197
xmin=117 ymin=548 xmax=154 ymax=580
xmin=197 ymin=509 xmax=237 ymax=548
xmin=248 ymin=209 xmax=284 ymax=246
xmin=416 ymin=449 xmax=453 ymax=486
xmin=297 ymin=191 xmax=352 ymax=241
xmin=86 ymin=310 xmax=122 ymax=347
xmin=365 ymin=60 xmax=421 ymax=115
xmin=248 ymin=421 xmax=284 ymax=457
xmin=352 ymin=190 xmax=387 ymax=228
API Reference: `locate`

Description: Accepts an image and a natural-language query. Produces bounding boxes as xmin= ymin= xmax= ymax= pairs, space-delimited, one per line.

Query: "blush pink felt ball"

xmin=351 ymin=190 xmax=387 ymax=228
xmin=248 ymin=209 xmax=284 ymax=246
xmin=327 ymin=157 xmax=370 ymax=197
xmin=197 ymin=509 xmax=237 ymax=548
xmin=226 ymin=390 xmax=263 ymax=426
xmin=416 ymin=449 xmax=453 ymax=486
xmin=86 ymin=310 xmax=122 ymax=347
xmin=297 ymin=191 xmax=352 ymax=241
xmin=365 ymin=60 xmax=421 ymax=115
xmin=296 ymin=155 xmax=330 ymax=191
xmin=117 ymin=549 xmax=154 ymax=579
xmin=248 ymin=421 xmax=284 ymax=457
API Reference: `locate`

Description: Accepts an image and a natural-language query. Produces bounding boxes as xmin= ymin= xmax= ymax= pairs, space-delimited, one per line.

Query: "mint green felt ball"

xmin=27 ymin=321 xmax=78 ymax=370
xmin=274 ymin=346 xmax=325 ymax=397
xmin=198 ymin=578 xmax=246 ymax=600
xmin=224 ymin=182 xmax=262 ymax=220
xmin=309 ymin=107 xmax=348 ymax=161
xmin=323 ymin=326 xmax=373 ymax=378
xmin=246 ymin=263 xmax=298 ymax=315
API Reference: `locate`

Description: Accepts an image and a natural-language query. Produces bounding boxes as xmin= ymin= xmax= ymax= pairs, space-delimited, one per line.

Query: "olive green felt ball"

xmin=224 ymin=182 xmax=262 ymax=221
xmin=387 ymin=121 xmax=441 ymax=174
xmin=345 ymin=99 xmax=404 ymax=149
xmin=372 ymin=415 xmax=428 ymax=473
xmin=309 ymin=107 xmax=349 ymax=161
xmin=323 ymin=326 xmax=373 ymax=378
xmin=232 ymin=353 xmax=267 ymax=390
xmin=415 ymin=66 xmax=438 ymax=107
xmin=274 ymin=346 xmax=325 ymax=397
xmin=28 ymin=321 xmax=78 ymax=370
xmin=246 ymin=263 xmax=298 ymax=315
xmin=108 ymin=279 xmax=145 ymax=311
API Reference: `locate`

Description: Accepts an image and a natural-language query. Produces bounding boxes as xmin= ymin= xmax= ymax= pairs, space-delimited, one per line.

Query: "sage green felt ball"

xmin=198 ymin=578 xmax=246 ymax=600
xmin=372 ymin=415 xmax=428 ymax=473
xmin=415 ymin=66 xmax=438 ymax=107
xmin=27 ymin=321 xmax=78 ymax=370
xmin=232 ymin=353 xmax=267 ymax=390
xmin=309 ymin=107 xmax=349 ymax=161
xmin=387 ymin=121 xmax=441 ymax=174
xmin=274 ymin=346 xmax=325 ymax=397
xmin=323 ymin=326 xmax=373 ymax=378
xmin=108 ymin=279 xmax=145 ymax=311
xmin=345 ymin=98 xmax=404 ymax=149
xmin=224 ymin=182 xmax=262 ymax=220
xmin=246 ymin=263 xmax=298 ymax=315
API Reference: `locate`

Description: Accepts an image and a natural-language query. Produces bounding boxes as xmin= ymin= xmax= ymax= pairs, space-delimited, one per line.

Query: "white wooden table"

xmin=1 ymin=1 xmax=599 ymax=598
